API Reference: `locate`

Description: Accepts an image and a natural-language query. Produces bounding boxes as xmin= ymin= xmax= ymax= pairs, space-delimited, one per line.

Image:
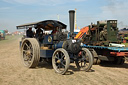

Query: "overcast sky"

xmin=0 ymin=0 xmax=128 ymax=32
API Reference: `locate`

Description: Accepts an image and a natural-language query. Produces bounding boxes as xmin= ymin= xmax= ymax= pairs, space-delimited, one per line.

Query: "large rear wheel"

xmin=21 ymin=38 xmax=40 ymax=68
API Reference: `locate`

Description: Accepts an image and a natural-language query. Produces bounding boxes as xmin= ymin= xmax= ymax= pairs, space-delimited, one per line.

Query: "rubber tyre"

xmin=93 ymin=57 xmax=97 ymax=65
xmin=97 ymin=59 xmax=101 ymax=64
xmin=120 ymin=57 xmax=125 ymax=65
xmin=21 ymin=38 xmax=40 ymax=68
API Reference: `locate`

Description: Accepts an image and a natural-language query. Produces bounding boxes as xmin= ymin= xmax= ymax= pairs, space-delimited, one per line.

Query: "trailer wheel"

xmin=75 ymin=48 xmax=93 ymax=71
xmin=120 ymin=57 xmax=125 ymax=65
xmin=21 ymin=38 xmax=40 ymax=68
xmin=93 ymin=58 xmax=97 ymax=65
xmin=113 ymin=57 xmax=125 ymax=65
xmin=97 ymin=59 xmax=101 ymax=64
xmin=93 ymin=58 xmax=101 ymax=65
xmin=52 ymin=48 xmax=70 ymax=75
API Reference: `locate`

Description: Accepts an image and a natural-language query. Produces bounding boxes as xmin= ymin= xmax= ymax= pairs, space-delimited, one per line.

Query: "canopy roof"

xmin=17 ymin=20 xmax=67 ymax=30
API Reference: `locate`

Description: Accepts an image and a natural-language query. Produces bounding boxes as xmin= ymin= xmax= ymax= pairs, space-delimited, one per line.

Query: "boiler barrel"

xmin=52 ymin=41 xmax=64 ymax=49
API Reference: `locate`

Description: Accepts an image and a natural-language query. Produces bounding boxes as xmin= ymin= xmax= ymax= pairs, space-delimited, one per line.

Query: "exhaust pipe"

xmin=69 ymin=10 xmax=75 ymax=39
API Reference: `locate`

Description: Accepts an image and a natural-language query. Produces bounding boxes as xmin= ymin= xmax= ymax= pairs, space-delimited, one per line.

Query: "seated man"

xmin=51 ymin=27 xmax=59 ymax=34
xmin=26 ymin=27 xmax=34 ymax=38
xmin=35 ymin=27 xmax=44 ymax=42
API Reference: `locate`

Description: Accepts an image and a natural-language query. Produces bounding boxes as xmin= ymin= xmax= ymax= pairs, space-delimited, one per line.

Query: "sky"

xmin=0 ymin=0 xmax=128 ymax=32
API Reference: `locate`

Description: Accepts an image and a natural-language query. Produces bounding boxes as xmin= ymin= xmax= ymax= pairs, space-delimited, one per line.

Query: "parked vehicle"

xmin=0 ymin=30 xmax=5 ymax=40
xmin=0 ymin=32 xmax=1 ymax=40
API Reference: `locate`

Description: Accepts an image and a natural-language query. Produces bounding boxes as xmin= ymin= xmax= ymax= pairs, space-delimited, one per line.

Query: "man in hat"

xmin=26 ymin=27 xmax=34 ymax=38
xmin=35 ymin=26 xmax=44 ymax=43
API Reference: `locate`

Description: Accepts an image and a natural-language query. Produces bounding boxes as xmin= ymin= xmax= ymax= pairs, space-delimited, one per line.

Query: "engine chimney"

xmin=69 ymin=10 xmax=75 ymax=39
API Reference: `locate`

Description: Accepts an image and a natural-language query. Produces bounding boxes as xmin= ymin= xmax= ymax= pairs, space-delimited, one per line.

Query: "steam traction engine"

xmin=17 ymin=10 xmax=93 ymax=74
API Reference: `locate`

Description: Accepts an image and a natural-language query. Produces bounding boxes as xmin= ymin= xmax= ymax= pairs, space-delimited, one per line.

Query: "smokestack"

xmin=69 ymin=10 xmax=75 ymax=39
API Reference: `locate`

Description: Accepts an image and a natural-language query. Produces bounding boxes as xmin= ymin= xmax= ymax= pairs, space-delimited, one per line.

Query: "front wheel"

xmin=52 ymin=48 xmax=70 ymax=75
xmin=75 ymin=48 xmax=93 ymax=71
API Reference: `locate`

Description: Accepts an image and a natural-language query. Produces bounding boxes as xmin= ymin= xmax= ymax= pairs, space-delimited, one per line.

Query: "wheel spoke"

xmin=60 ymin=52 xmax=63 ymax=57
xmin=29 ymin=44 xmax=32 ymax=49
xmin=61 ymin=54 xmax=65 ymax=60
xmin=83 ymin=61 xmax=86 ymax=67
xmin=81 ymin=61 xmax=82 ymax=67
xmin=61 ymin=65 xmax=65 ymax=68
xmin=30 ymin=53 xmax=33 ymax=57
xmin=23 ymin=54 xmax=28 ymax=61
xmin=61 ymin=59 xmax=66 ymax=64
xmin=23 ymin=52 xmax=27 ymax=56
xmin=60 ymin=62 xmax=65 ymax=67
xmin=85 ymin=63 xmax=88 ymax=67
xmin=23 ymin=50 xmax=27 ymax=52
xmin=57 ymin=63 xmax=65 ymax=71
xmin=28 ymin=56 xmax=32 ymax=61
xmin=23 ymin=50 xmax=28 ymax=55
xmin=55 ymin=55 xmax=59 ymax=60
xmin=28 ymin=61 xmax=31 ymax=64
xmin=24 ymin=43 xmax=29 ymax=49
xmin=57 ymin=64 xmax=61 ymax=69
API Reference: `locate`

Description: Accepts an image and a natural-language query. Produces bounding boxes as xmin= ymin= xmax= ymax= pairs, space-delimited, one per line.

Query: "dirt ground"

xmin=0 ymin=35 xmax=128 ymax=85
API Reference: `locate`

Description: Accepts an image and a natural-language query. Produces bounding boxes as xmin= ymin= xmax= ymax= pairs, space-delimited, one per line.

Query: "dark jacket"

xmin=26 ymin=30 xmax=34 ymax=38
xmin=35 ymin=28 xmax=43 ymax=38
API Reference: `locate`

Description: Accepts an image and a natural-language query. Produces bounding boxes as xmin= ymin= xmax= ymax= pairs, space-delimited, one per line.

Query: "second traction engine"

xmin=82 ymin=20 xmax=119 ymax=46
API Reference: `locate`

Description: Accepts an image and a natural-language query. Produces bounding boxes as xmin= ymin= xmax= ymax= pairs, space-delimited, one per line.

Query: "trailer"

xmin=82 ymin=44 xmax=128 ymax=65
xmin=75 ymin=20 xmax=128 ymax=65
